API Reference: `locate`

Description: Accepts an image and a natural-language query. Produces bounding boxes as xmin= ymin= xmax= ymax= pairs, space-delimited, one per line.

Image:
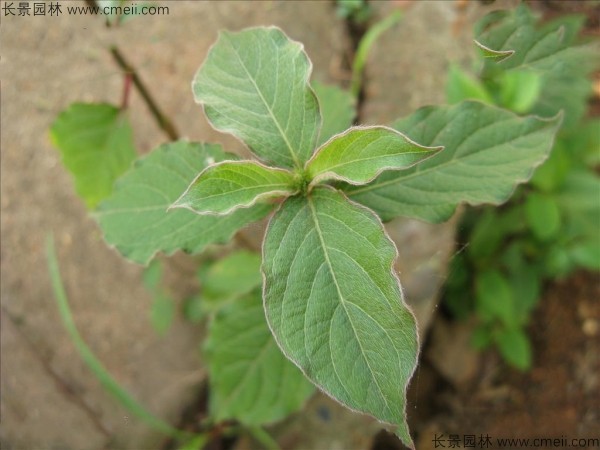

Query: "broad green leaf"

xmin=263 ymin=188 xmax=418 ymax=447
xmin=193 ymin=27 xmax=321 ymax=169
xmin=312 ymin=82 xmax=356 ymax=145
xmin=530 ymin=140 xmax=571 ymax=193
xmin=525 ymin=193 xmax=561 ymax=241
xmin=475 ymin=270 xmax=514 ymax=327
xmin=172 ymin=161 xmax=295 ymax=215
xmin=497 ymin=70 xmax=542 ymax=113
xmin=475 ymin=4 xmax=597 ymax=74
xmin=50 ymin=103 xmax=136 ymax=209
xmin=446 ymin=64 xmax=493 ymax=104
xmin=95 ymin=141 xmax=270 ymax=265
xmin=150 ymin=295 xmax=175 ymax=336
xmin=306 ymin=126 xmax=441 ymax=186
xmin=475 ymin=4 xmax=599 ymax=127
xmin=496 ymin=327 xmax=532 ymax=370
xmin=201 ymin=250 xmax=262 ymax=300
xmin=205 ymin=293 xmax=315 ymax=425
xmin=346 ymin=101 xmax=561 ymax=223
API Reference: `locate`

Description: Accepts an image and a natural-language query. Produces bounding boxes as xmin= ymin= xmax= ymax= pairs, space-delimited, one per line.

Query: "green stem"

xmin=247 ymin=426 xmax=281 ymax=450
xmin=351 ymin=9 xmax=403 ymax=100
xmin=45 ymin=235 xmax=189 ymax=440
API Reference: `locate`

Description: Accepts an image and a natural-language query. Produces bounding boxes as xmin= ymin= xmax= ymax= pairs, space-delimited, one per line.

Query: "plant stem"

xmin=110 ymin=46 xmax=180 ymax=141
xmin=46 ymin=235 xmax=188 ymax=440
xmin=350 ymin=9 xmax=403 ymax=100
xmin=121 ymin=72 xmax=133 ymax=110
xmin=247 ymin=426 xmax=281 ymax=450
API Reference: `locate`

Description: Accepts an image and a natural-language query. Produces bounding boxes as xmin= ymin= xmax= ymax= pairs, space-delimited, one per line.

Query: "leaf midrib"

xmin=348 ymin=115 xmax=534 ymax=197
xmin=226 ymin=34 xmax=301 ymax=168
xmin=307 ymin=195 xmax=391 ymax=415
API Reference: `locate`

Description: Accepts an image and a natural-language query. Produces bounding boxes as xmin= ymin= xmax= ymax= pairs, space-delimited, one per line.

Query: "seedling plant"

xmin=444 ymin=4 xmax=599 ymax=370
xmin=49 ymin=6 xmax=567 ymax=448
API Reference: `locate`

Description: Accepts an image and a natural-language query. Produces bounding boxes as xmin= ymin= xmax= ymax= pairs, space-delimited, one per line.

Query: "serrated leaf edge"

xmin=348 ymin=103 xmax=564 ymax=223
xmin=192 ymin=26 xmax=323 ymax=169
xmin=306 ymin=125 xmax=443 ymax=187
xmin=92 ymin=140 xmax=270 ymax=266
xmin=170 ymin=159 xmax=298 ymax=216
xmin=260 ymin=185 xmax=419 ymax=449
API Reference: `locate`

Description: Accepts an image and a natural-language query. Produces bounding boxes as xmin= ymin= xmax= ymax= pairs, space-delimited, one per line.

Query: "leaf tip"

xmin=473 ymin=39 xmax=515 ymax=62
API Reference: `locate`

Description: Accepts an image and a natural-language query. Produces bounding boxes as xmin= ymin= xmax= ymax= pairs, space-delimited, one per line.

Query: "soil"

xmin=384 ymin=270 xmax=599 ymax=450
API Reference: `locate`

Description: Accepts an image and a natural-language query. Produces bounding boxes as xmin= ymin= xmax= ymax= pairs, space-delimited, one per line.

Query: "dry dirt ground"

xmin=3 ymin=1 xmax=578 ymax=449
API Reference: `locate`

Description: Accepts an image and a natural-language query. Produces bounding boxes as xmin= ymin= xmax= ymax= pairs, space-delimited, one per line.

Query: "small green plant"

xmin=51 ymin=17 xmax=562 ymax=448
xmin=444 ymin=4 xmax=600 ymax=370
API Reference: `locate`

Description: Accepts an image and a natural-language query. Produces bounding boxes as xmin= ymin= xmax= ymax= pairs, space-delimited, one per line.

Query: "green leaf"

xmin=530 ymin=140 xmax=571 ymax=193
xmin=201 ymin=250 xmax=262 ymax=300
xmin=50 ymin=103 xmax=136 ymax=209
xmin=150 ymin=295 xmax=175 ymax=336
xmin=497 ymin=70 xmax=542 ymax=113
xmin=177 ymin=434 xmax=209 ymax=450
xmin=172 ymin=161 xmax=296 ymax=215
xmin=263 ymin=188 xmax=418 ymax=447
xmin=205 ymin=293 xmax=314 ymax=425
xmin=312 ymin=82 xmax=356 ymax=146
xmin=569 ymin=239 xmax=600 ymax=271
xmin=474 ymin=39 xmax=514 ymax=63
xmin=467 ymin=210 xmax=507 ymax=261
xmin=306 ymin=126 xmax=441 ymax=186
xmin=496 ymin=327 xmax=532 ymax=370
xmin=446 ymin=64 xmax=493 ymax=104
xmin=193 ymin=27 xmax=321 ymax=169
xmin=475 ymin=270 xmax=514 ymax=327
xmin=475 ymin=4 xmax=597 ymax=74
xmin=474 ymin=4 xmax=599 ymax=128
xmin=142 ymin=259 xmax=162 ymax=291
xmin=350 ymin=10 xmax=403 ymax=98
xmin=471 ymin=325 xmax=493 ymax=350
xmin=95 ymin=141 xmax=270 ymax=265
xmin=182 ymin=296 xmax=205 ymax=324
xmin=347 ymin=101 xmax=561 ymax=223
xmin=556 ymin=170 xmax=600 ymax=238
xmin=530 ymin=66 xmax=594 ymax=131
xmin=525 ymin=192 xmax=561 ymax=241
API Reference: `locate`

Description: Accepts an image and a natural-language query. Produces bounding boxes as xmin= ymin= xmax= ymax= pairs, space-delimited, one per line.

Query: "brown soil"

xmin=374 ymin=271 xmax=600 ymax=450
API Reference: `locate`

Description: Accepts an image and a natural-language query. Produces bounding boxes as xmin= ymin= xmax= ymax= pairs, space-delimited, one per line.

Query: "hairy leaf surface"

xmin=263 ymin=188 xmax=418 ymax=446
xmin=306 ymin=126 xmax=441 ymax=186
xmin=346 ymin=101 xmax=561 ymax=223
xmin=193 ymin=27 xmax=320 ymax=169
xmin=206 ymin=293 xmax=314 ymax=425
xmin=95 ymin=141 xmax=269 ymax=264
xmin=172 ymin=161 xmax=295 ymax=215
xmin=50 ymin=103 xmax=136 ymax=209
